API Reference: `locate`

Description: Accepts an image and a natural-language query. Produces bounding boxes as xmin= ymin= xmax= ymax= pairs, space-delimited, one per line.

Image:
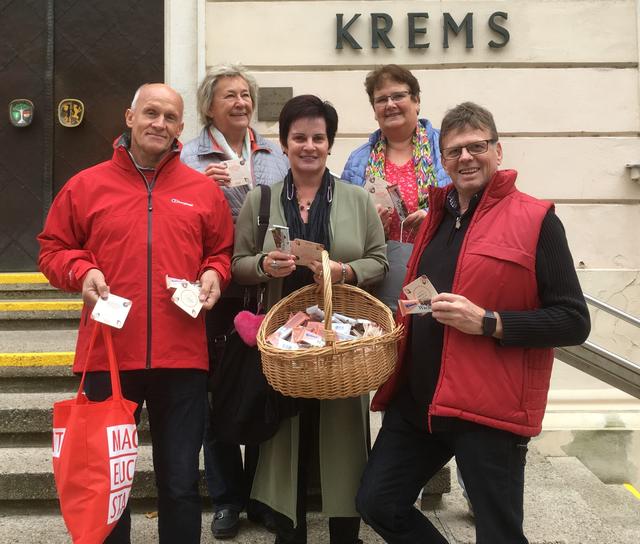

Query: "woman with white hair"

xmin=182 ymin=63 xmax=289 ymax=217
xmin=181 ymin=64 xmax=288 ymax=539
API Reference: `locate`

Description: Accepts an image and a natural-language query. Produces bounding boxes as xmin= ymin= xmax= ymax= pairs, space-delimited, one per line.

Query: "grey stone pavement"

xmin=1 ymin=446 xmax=638 ymax=544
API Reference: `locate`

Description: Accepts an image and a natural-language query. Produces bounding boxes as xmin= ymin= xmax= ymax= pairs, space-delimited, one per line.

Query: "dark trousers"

xmin=84 ymin=369 xmax=207 ymax=544
xmin=356 ymin=406 xmax=529 ymax=544
xmin=202 ymin=413 xmax=260 ymax=512
xmin=274 ymin=399 xmax=361 ymax=544
xmin=203 ymin=295 xmax=265 ymax=514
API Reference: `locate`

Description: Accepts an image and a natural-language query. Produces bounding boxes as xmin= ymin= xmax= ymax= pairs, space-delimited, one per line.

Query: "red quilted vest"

xmin=372 ymin=170 xmax=554 ymax=437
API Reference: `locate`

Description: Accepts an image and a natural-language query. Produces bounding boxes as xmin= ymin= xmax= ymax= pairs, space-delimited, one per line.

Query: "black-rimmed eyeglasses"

xmin=441 ymin=139 xmax=497 ymax=161
xmin=373 ymin=91 xmax=412 ymax=107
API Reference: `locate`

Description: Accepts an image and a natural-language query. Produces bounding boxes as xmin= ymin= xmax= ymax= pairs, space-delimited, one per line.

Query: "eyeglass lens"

xmin=443 ymin=140 xmax=490 ymax=159
xmin=374 ymin=91 xmax=410 ymax=106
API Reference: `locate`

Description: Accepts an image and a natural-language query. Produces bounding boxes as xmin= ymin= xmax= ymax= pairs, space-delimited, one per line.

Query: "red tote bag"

xmin=52 ymin=322 xmax=139 ymax=543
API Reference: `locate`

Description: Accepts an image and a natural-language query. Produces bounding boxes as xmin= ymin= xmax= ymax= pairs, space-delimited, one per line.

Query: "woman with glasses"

xmin=341 ymin=65 xmax=450 ymax=310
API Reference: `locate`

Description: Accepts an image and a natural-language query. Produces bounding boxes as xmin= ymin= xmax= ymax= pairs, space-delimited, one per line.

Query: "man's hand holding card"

xmin=399 ymin=275 xmax=438 ymax=316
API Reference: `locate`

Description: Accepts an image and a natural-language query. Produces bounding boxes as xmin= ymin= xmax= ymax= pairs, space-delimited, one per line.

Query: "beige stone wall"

xmin=169 ymin=0 xmax=640 ymax=414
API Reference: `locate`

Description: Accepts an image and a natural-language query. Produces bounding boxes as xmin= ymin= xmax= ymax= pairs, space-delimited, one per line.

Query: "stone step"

xmin=548 ymin=456 xmax=640 ymax=544
xmin=0 ymin=329 xmax=77 ymax=356
xmin=0 ymin=392 xmax=151 ymax=446
xmin=0 ymin=510 xmax=389 ymax=544
xmin=437 ymin=449 xmax=640 ymax=544
xmin=0 ymin=273 xmax=78 ymax=300
xmin=0 ymin=299 xmax=82 ymax=322
xmin=0 ymin=447 xmax=636 ymax=543
xmin=1 ymin=445 xmax=160 ymax=501
xmin=0 ymin=364 xmax=77 ymax=394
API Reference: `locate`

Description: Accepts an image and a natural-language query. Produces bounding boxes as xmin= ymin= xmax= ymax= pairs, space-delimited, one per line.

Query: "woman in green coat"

xmin=232 ymin=95 xmax=387 ymax=543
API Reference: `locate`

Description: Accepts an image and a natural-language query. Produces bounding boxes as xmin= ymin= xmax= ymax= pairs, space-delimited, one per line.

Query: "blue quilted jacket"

xmin=341 ymin=118 xmax=450 ymax=190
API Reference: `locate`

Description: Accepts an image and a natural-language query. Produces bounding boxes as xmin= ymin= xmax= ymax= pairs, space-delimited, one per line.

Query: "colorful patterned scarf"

xmin=365 ymin=122 xmax=437 ymax=209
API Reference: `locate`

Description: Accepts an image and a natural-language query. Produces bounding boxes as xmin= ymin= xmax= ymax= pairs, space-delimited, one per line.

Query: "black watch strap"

xmin=482 ymin=309 xmax=497 ymax=337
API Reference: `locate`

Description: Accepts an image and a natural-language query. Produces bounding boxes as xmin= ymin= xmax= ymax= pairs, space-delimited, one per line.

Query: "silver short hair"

xmin=197 ymin=64 xmax=258 ymax=126
xmin=130 ymin=85 xmax=145 ymax=110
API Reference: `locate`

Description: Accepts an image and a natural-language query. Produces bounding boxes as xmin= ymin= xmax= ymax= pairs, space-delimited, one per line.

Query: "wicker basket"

xmin=257 ymin=251 xmax=403 ymax=399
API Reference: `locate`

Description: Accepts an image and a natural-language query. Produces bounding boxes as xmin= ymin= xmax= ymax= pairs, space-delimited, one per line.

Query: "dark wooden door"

xmin=0 ymin=0 xmax=163 ymax=271
xmin=0 ymin=0 xmax=49 ymax=271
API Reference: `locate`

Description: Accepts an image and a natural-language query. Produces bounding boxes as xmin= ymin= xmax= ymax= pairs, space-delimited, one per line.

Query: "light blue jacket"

xmin=341 ymin=118 xmax=450 ymax=190
xmin=180 ymin=126 xmax=289 ymax=218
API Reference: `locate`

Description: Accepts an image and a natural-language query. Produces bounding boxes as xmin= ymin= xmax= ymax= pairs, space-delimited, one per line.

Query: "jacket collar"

xmin=195 ymin=125 xmax=270 ymax=158
xmin=427 ymin=169 xmax=518 ymax=214
xmin=112 ymin=132 xmax=182 ymax=173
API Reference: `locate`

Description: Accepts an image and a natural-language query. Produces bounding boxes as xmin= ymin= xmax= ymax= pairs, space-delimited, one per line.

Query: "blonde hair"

xmin=196 ymin=64 xmax=258 ymax=126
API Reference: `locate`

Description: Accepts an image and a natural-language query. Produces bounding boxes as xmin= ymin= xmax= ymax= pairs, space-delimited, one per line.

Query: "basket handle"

xmin=321 ymin=250 xmax=336 ymax=344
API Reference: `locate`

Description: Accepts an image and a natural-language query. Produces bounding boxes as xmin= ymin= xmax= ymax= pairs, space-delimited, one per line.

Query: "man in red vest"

xmin=356 ymin=102 xmax=590 ymax=543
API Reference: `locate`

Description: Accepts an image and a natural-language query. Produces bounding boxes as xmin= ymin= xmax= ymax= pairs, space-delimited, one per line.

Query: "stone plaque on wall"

xmin=258 ymin=87 xmax=293 ymax=122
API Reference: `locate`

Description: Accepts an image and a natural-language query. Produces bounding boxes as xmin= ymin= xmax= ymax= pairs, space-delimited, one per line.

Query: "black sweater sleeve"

xmin=499 ymin=209 xmax=591 ymax=348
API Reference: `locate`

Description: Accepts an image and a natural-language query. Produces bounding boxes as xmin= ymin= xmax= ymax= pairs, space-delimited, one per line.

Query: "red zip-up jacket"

xmin=38 ymin=135 xmax=234 ymax=373
xmin=372 ymin=170 xmax=554 ymax=437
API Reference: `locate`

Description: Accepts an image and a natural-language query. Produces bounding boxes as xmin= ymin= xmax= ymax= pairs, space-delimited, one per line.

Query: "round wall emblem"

xmin=58 ymin=98 xmax=85 ymax=127
xmin=9 ymin=99 xmax=34 ymax=127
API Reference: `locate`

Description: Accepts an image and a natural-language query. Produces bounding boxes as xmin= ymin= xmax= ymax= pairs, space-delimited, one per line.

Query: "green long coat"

xmin=232 ymin=178 xmax=388 ymax=524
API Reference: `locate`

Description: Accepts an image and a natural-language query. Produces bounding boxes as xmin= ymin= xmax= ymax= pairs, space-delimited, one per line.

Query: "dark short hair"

xmin=278 ymin=95 xmax=338 ymax=148
xmin=439 ymin=102 xmax=499 ymax=150
xmin=364 ymin=64 xmax=421 ymax=106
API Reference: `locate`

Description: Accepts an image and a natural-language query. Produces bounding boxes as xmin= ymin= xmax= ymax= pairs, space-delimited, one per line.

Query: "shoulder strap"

xmin=256 ymin=184 xmax=271 ymax=251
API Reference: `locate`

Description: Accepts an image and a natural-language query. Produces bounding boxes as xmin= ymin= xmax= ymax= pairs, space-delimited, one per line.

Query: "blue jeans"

xmin=84 ymin=369 xmax=207 ymax=544
xmin=356 ymin=405 xmax=529 ymax=544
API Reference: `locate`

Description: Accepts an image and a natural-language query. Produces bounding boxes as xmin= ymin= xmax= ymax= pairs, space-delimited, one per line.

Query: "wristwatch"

xmin=482 ymin=310 xmax=497 ymax=337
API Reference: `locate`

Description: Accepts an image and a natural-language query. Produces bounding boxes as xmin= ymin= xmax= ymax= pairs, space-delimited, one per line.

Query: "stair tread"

xmin=0 ymin=299 xmax=82 ymax=309
xmin=548 ymin=456 xmax=640 ymax=528
xmin=0 ymin=329 xmax=77 ymax=353
xmin=0 ymin=444 xmax=154 ymax=474
xmin=0 ymin=392 xmax=75 ymax=410
xmin=441 ymin=448 xmax=636 ymax=544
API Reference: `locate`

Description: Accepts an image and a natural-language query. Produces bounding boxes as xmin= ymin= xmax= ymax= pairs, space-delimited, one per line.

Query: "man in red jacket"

xmin=356 ymin=102 xmax=590 ymax=543
xmin=38 ymin=83 xmax=234 ymax=543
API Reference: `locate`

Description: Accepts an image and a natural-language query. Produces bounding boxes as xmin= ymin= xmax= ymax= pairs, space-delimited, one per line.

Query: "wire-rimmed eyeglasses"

xmin=441 ymin=139 xmax=497 ymax=161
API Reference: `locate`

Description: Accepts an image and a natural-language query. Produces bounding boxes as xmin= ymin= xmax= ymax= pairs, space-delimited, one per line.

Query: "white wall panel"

xmin=248 ymin=68 xmax=639 ymax=136
xmin=206 ymin=0 xmax=638 ymax=67
xmin=556 ymin=204 xmax=640 ymax=269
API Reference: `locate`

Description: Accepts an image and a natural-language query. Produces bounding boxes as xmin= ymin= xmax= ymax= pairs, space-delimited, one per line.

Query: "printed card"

xmin=224 ymin=159 xmax=252 ymax=187
xmin=165 ymin=275 xmax=200 ymax=290
xmin=291 ymin=239 xmax=324 ymax=267
xmin=365 ymin=176 xmax=395 ymax=210
xmin=387 ymin=183 xmax=409 ymax=221
xmin=91 ymin=293 xmax=133 ymax=329
xmin=270 ymin=225 xmax=291 ymax=253
xmin=402 ymin=275 xmax=438 ymax=303
xmin=171 ymin=282 xmax=203 ymax=318
xmin=398 ymin=299 xmax=432 ymax=316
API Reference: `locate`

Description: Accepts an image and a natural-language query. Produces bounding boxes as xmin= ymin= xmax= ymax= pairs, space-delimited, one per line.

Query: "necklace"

xmin=297 ymin=197 xmax=312 ymax=212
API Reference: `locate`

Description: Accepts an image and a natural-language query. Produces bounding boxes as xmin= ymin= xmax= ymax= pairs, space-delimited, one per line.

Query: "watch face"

xmin=483 ymin=311 xmax=497 ymax=336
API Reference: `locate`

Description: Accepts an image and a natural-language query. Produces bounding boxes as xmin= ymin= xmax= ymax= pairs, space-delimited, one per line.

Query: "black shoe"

xmin=211 ymin=508 xmax=239 ymax=540
xmin=247 ymin=503 xmax=278 ymax=533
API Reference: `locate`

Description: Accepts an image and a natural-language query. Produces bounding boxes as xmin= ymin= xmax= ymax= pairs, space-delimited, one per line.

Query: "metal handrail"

xmin=556 ymin=293 xmax=640 ymax=400
xmin=584 ymin=294 xmax=640 ymax=328
xmin=581 ymin=341 xmax=640 ymax=374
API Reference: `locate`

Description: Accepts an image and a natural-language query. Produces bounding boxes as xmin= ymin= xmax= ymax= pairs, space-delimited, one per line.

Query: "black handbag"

xmin=208 ymin=185 xmax=297 ymax=445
